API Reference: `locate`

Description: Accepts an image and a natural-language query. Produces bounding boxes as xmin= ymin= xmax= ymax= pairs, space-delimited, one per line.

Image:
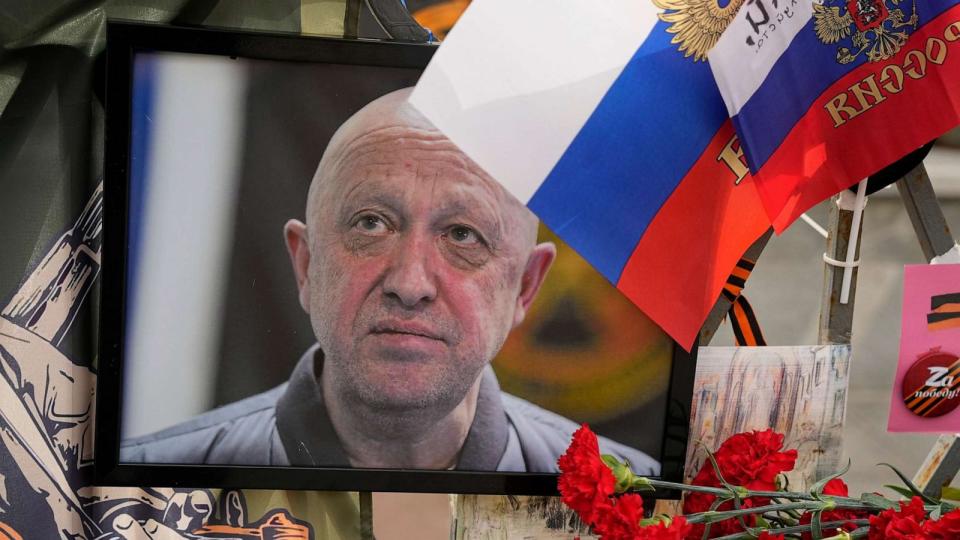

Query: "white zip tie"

xmin=822 ymin=254 xmax=860 ymax=268
xmin=836 ymin=188 xmax=868 ymax=211
xmin=839 ymin=180 xmax=868 ymax=304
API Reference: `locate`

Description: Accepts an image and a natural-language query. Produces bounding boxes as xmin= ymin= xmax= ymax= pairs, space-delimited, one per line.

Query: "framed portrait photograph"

xmin=96 ymin=22 xmax=697 ymax=495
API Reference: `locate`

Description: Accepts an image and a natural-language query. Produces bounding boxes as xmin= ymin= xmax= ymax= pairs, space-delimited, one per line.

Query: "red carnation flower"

xmin=593 ymin=495 xmax=693 ymax=540
xmin=757 ymin=533 xmax=785 ymax=540
xmin=683 ymin=430 xmax=797 ymax=538
xmin=922 ymin=507 xmax=960 ymax=539
xmin=798 ymin=479 xmax=866 ymax=540
xmin=822 ymin=478 xmax=849 ymax=496
xmin=639 ymin=516 xmax=694 ymax=540
xmin=868 ymin=497 xmax=926 ymax=540
xmin=592 ymin=494 xmax=645 ymax=540
xmin=706 ymin=430 xmax=798 ymax=491
xmin=558 ymin=425 xmax=616 ymax=526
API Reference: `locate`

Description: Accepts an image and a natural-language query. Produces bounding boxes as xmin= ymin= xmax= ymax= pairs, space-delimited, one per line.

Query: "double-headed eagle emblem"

xmin=814 ymin=0 xmax=918 ymax=63
xmin=653 ymin=0 xmax=746 ymax=61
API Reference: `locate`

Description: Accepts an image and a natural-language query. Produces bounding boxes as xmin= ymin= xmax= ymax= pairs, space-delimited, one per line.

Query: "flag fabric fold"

xmin=410 ymin=0 xmax=771 ymax=350
xmin=710 ymin=0 xmax=960 ymax=232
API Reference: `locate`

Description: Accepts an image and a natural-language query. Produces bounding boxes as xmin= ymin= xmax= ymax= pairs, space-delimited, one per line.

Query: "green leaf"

xmin=601 ymin=454 xmax=621 ymax=469
xmin=700 ymin=448 xmax=755 ymax=534
xmin=779 ymin=475 xmax=790 ymax=492
xmin=640 ymin=515 xmax=668 ymax=527
xmin=702 ymin=447 xmax=735 ymax=491
xmin=941 ymin=486 xmax=960 ymax=501
xmin=931 ymin=503 xmax=943 ymax=520
xmin=631 ymin=476 xmax=656 ymax=492
xmin=884 ymin=485 xmax=917 ymax=500
xmin=810 ymin=509 xmax=824 ymax=540
xmin=860 ymin=492 xmax=897 ymax=510
xmin=810 ymin=460 xmax=852 ymax=498
xmin=700 ymin=496 xmax=731 ymax=540
xmin=877 ymin=463 xmax=938 ymax=505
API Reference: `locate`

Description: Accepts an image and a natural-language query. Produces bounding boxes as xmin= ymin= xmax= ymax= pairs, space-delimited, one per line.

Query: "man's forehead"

xmin=338 ymin=125 xmax=477 ymax=168
xmin=332 ymin=133 xmax=501 ymax=193
xmin=306 ymin=88 xmax=539 ymax=240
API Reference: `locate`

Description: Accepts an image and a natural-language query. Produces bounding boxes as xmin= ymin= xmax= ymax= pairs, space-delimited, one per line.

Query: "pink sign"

xmin=889 ymin=264 xmax=960 ymax=432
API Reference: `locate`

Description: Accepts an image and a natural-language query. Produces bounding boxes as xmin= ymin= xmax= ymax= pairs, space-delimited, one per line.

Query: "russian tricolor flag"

xmin=711 ymin=0 xmax=960 ymax=231
xmin=411 ymin=0 xmax=771 ymax=350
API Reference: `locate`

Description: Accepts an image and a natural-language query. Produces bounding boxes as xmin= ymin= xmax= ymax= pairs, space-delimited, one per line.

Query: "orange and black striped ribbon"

xmin=928 ymin=292 xmax=960 ymax=331
xmin=722 ymin=258 xmax=767 ymax=347
xmin=903 ymin=357 xmax=960 ymax=417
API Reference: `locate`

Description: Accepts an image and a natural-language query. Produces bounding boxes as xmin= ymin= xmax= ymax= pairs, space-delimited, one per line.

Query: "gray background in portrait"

xmin=212 ymin=60 xmax=422 ymax=408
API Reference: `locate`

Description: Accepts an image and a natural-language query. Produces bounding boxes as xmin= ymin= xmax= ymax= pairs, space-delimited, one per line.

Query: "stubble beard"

xmin=323 ymin=345 xmax=487 ymax=438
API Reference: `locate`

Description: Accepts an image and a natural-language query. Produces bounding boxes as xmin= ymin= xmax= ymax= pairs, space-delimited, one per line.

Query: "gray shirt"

xmin=121 ymin=346 xmax=659 ymax=474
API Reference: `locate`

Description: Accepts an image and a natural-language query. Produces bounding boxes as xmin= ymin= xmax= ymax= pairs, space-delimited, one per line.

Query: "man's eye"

xmin=445 ymin=225 xmax=481 ymax=246
xmin=354 ymin=215 xmax=390 ymax=234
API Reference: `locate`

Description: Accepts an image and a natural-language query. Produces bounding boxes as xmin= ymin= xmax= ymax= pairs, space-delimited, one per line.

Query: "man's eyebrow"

xmin=335 ymin=183 xmax=405 ymax=219
xmin=339 ymin=178 xmax=403 ymax=206
xmin=432 ymin=201 xmax=502 ymax=240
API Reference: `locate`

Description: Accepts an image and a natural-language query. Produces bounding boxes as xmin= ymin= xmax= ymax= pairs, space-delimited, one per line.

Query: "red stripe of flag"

xmin=617 ymin=121 xmax=771 ymax=350
xmin=756 ymin=6 xmax=960 ymax=232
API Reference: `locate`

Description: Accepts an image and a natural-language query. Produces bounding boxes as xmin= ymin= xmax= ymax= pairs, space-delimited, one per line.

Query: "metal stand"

xmin=819 ymin=191 xmax=865 ymax=345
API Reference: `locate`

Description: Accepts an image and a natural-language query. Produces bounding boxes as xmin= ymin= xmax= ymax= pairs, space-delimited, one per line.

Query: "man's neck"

xmin=322 ymin=372 xmax=482 ymax=469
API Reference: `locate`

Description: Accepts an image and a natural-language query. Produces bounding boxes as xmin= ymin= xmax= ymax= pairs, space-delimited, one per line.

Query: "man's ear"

xmin=512 ymin=242 xmax=557 ymax=328
xmin=284 ymin=219 xmax=311 ymax=312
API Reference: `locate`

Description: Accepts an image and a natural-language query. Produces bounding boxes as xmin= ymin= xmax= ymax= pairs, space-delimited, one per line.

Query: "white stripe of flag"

xmin=409 ymin=0 xmax=661 ymax=204
xmin=708 ymin=0 xmax=814 ymax=117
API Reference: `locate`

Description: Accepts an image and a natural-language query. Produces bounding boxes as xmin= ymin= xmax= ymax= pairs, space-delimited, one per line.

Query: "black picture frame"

xmin=97 ymin=21 xmax=697 ymax=496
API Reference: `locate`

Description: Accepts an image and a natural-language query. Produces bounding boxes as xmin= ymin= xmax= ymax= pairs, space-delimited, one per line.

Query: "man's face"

xmin=294 ymin=126 xmax=546 ymax=414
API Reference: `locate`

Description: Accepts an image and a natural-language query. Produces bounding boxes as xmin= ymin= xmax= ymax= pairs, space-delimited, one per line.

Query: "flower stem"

xmin=747 ymin=489 xmax=815 ymax=500
xmin=684 ymin=501 xmax=823 ymax=524
xmin=642 ymin=479 xmax=729 ymax=496
xmin=707 ymin=519 xmax=870 ymax=540
xmin=643 ymin=479 xmax=814 ymax=501
xmin=641 ymin=479 xmax=884 ymax=511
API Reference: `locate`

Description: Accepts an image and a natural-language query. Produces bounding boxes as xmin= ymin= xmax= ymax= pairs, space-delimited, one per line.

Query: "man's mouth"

xmin=369 ymin=321 xmax=445 ymax=342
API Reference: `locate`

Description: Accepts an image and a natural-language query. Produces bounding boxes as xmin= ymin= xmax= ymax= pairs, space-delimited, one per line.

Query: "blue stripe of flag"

xmin=528 ymin=21 xmax=729 ymax=282
xmin=735 ymin=0 xmax=955 ymax=172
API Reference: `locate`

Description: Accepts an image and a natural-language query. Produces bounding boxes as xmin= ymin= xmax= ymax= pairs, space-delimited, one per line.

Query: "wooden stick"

xmin=360 ymin=491 xmax=375 ymax=540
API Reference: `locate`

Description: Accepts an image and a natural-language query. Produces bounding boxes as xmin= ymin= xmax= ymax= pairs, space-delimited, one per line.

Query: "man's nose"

xmin=382 ymin=232 xmax=438 ymax=308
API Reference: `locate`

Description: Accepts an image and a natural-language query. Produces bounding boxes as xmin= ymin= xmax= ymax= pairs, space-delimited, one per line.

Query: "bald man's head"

xmin=282 ymin=87 xmax=555 ymax=418
xmin=305 ymin=88 xmax=539 ymax=249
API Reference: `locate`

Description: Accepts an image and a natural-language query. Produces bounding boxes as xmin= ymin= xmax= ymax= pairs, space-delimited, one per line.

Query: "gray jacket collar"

xmin=275 ymin=345 xmax=509 ymax=470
